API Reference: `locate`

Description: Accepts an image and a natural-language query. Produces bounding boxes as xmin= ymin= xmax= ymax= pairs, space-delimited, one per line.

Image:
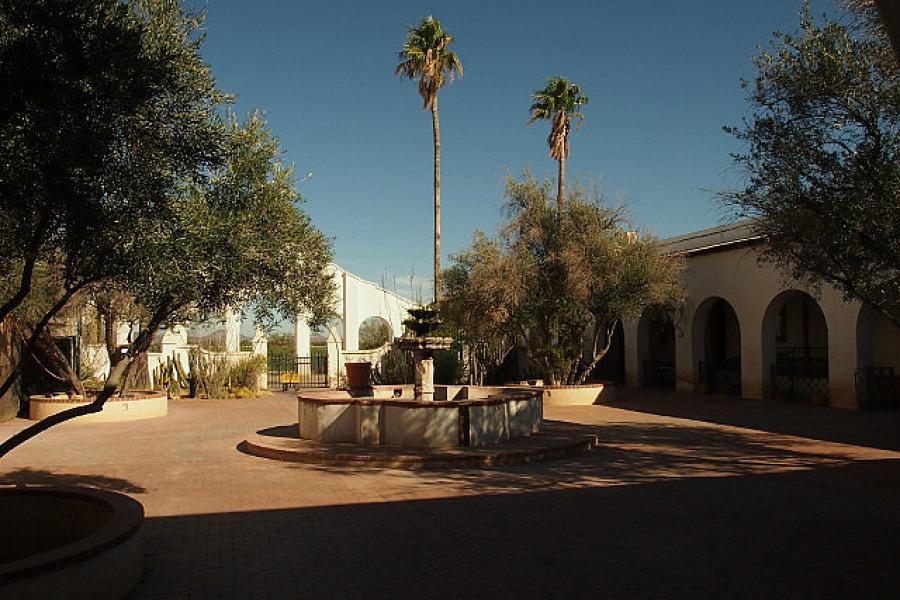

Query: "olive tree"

xmin=0 ymin=114 xmax=335 ymax=458
xmin=443 ymin=173 xmax=683 ymax=385
xmin=0 ymin=0 xmax=227 ymax=324
xmin=723 ymin=5 xmax=900 ymax=328
xmin=0 ymin=0 xmax=228 ymax=409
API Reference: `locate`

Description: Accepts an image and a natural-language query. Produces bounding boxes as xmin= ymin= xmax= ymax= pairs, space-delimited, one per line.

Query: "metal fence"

xmin=856 ymin=367 xmax=898 ymax=409
xmin=770 ymin=347 xmax=829 ymax=401
xmin=267 ymin=356 xmax=328 ymax=390
xmin=643 ymin=360 xmax=675 ymax=388
xmin=698 ymin=358 xmax=741 ymax=395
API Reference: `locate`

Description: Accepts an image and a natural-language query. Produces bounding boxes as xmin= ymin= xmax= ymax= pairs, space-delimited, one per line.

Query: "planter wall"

xmin=540 ymin=383 xmax=615 ymax=406
xmin=0 ymin=487 xmax=144 ymax=600
xmin=29 ymin=392 xmax=167 ymax=423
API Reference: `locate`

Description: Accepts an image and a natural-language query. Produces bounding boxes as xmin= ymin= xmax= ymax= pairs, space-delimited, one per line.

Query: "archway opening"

xmin=856 ymin=305 xmax=900 ymax=409
xmin=358 ymin=316 xmax=393 ymax=350
xmin=638 ymin=309 xmax=676 ymax=388
xmin=763 ymin=291 xmax=828 ymax=403
xmin=589 ymin=321 xmax=626 ymax=383
xmin=697 ymin=298 xmax=741 ymax=395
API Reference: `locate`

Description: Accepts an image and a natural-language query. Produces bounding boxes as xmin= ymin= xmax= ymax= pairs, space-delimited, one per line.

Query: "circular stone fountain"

xmin=298 ymin=307 xmax=545 ymax=448
xmin=240 ymin=306 xmax=600 ymax=466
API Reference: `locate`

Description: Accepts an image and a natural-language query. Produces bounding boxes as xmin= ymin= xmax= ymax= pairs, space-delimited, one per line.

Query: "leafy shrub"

xmin=226 ymin=354 xmax=267 ymax=392
xmin=372 ymin=347 xmax=414 ymax=384
xmin=435 ymin=347 xmax=465 ymax=385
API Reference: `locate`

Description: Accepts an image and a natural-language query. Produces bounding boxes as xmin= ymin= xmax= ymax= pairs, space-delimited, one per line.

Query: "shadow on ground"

xmin=256 ymin=424 xmax=299 ymax=439
xmin=133 ymin=459 xmax=900 ymax=599
xmin=0 ymin=468 xmax=147 ymax=494
xmin=608 ymin=389 xmax=900 ymax=451
xmin=287 ymin=420 xmax=876 ymax=495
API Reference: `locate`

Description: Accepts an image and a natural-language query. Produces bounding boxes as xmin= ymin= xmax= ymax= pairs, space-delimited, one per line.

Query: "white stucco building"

xmin=620 ymin=222 xmax=900 ymax=409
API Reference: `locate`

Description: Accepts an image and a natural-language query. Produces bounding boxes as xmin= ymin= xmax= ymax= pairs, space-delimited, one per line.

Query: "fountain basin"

xmin=298 ymin=385 xmax=542 ymax=448
xmin=0 ymin=487 xmax=144 ymax=600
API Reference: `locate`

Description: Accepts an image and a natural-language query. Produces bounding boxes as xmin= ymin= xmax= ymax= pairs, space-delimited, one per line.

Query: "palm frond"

xmin=395 ymin=16 xmax=463 ymax=109
xmin=528 ymin=76 xmax=589 ymax=158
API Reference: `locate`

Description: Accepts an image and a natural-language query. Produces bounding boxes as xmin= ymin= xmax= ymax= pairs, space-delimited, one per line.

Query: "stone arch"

xmin=637 ymin=307 xmax=676 ymax=388
xmin=691 ymin=296 xmax=741 ymax=395
xmin=762 ymin=290 xmax=829 ymax=402
xmin=358 ymin=316 xmax=393 ymax=350
xmin=856 ymin=305 xmax=900 ymax=408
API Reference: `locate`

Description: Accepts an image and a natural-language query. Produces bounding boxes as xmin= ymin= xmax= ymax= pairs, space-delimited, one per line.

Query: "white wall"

xmin=624 ymin=243 xmax=866 ymax=407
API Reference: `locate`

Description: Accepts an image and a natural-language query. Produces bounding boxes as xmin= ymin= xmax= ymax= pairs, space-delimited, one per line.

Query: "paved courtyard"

xmin=1 ymin=391 xmax=899 ymax=599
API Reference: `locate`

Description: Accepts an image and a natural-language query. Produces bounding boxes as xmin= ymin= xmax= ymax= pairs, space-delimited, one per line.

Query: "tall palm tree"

xmin=396 ymin=16 xmax=462 ymax=303
xmin=528 ymin=76 xmax=589 ymax=212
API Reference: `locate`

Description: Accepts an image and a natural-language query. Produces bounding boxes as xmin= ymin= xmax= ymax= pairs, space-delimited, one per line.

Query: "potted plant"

xmin=345 ymin=361 xmax=372 ymax=391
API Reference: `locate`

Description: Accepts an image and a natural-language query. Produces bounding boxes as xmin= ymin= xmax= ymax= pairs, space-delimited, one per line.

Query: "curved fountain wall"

xmin=297 ymin=385 xmax=542 ymax=448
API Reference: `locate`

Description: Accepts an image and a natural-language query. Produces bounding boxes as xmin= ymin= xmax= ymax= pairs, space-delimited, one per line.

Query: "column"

xmin=622 ymin=317 xmax=641 ymax=387
xmin=253 ymin=326 xmax=268 ymax=390
xmin=342 ymin=272 xmax=359 ymax=352
xmin=224 ymin=306 xmax=242 ymax=354
xmin=294 ymin=315 xmax=311 ymax=358
xmin=326 ymin=332 xmax=342 ymax=388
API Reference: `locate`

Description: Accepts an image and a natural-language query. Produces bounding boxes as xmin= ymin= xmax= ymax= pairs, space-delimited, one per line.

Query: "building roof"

xmin=660 ymin=220 xmax=762 ymax=255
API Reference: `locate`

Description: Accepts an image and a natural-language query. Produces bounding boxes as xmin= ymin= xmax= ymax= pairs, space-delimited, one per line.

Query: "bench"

xmin=279 ymin=372 xmax=301 ymax=391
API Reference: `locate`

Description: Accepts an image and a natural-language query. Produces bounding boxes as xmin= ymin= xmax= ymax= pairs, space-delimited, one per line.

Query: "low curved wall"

xmin=510 ymin=383 xmax=615 ymax=406
xmin=29 ymin=392 xmax=167 ymax=423
xmin=0 ymin=487 xmax=144 ymax=600
xmin=298 ymin=386 xmax=542 ymax=448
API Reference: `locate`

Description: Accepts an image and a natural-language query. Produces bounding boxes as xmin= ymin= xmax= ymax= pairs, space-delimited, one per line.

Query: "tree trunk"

xmin=0 ymin=357 xmax=130 ymax=459
xmin=557 ymin=156 xmax=566 ymax=214
xmin=101 ymin=307 xmax=125 ymax=370
xmin=0 ymin=212 xmax=51 ymax=324
xmin=876 ymin=0 xmax=900 ymax=65
xmin=0 ymin=285 xmax=81 ymax=401
xmin=0 ymin=252 xmax=38 ymax=325
xmin=576 ymin=318 xmax=619 ymax=385
xmin=33 ymin=328 xmax=84 ymax=397
xmin=432 ymin=96 xmax=442 ymax=304
xmin=0 ymin=297 xmax=173 ymax=459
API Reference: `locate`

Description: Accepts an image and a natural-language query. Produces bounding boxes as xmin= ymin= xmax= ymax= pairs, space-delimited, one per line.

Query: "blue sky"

xmin=197 ymin=0 xmax=841 ymax=297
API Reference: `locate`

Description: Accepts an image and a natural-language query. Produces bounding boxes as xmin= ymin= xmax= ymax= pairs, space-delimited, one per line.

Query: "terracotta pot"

xmin=345 ymin=362 xmax=372 ymax=390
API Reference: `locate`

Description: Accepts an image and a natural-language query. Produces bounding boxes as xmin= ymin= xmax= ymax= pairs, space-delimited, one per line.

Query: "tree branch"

xmin=0 ymin=296 xmax=176 ymax=460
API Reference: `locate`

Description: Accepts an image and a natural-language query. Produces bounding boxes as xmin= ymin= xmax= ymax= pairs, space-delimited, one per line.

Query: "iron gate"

xmin=856 ymin=367 xmax=898 ymax=409
xmin=698 ymin=358 xmax=741 ymax=395
xmin=770 ymin=348 xmax=828 ymax=401
xmin=267 ymin=356 xmax=328 ymax=390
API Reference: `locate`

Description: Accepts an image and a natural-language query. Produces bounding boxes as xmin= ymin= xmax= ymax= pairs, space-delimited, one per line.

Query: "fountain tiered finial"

xmin=396 ymin=306 xmax=452 ymax=401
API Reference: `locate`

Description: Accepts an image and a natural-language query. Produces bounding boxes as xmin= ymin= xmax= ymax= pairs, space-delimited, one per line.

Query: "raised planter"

xmin=505 ymin=381 xmax=614 ymax=406
xmin=536 ymin=382 xmax=615 ymax=406
xmin=29 ymin=391 xmax=167 ymax=423
xmin=0 ymin=487 xmax=144 ymax=600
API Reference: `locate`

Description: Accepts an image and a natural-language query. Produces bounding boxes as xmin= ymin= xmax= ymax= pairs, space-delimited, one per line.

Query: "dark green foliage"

xmin=372 ymin=347 xmax=414 ymax=385
xmin=723 ymin=5 xmax=900 ymax=327
xmin=0 ymin=0 xmax=227 ymax=322
xmin=444 ymin=172 xmax=683 ymax=385
xmin=434 ymin=347 xmax=465 ymax=385
xmin=358 ymin=318 xmax=392 ymax=350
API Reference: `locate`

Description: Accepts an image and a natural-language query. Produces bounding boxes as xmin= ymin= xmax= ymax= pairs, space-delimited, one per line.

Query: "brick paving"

xmin=1 ymin=390 xmax=899 ymax=599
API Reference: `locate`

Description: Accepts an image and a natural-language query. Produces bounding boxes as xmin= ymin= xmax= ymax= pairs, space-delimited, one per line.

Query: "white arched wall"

xmin=293 ymin=265 xmax=414 ymax=357
xmin=625 ymin=244 xmax=864 ymax=406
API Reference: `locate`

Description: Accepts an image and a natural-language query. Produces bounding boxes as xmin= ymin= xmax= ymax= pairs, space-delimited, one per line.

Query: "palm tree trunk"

xmin=431 ymin=97 xmax=442 ymax=304
xmin=557 ymin=156 xmax=565 ymax=213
